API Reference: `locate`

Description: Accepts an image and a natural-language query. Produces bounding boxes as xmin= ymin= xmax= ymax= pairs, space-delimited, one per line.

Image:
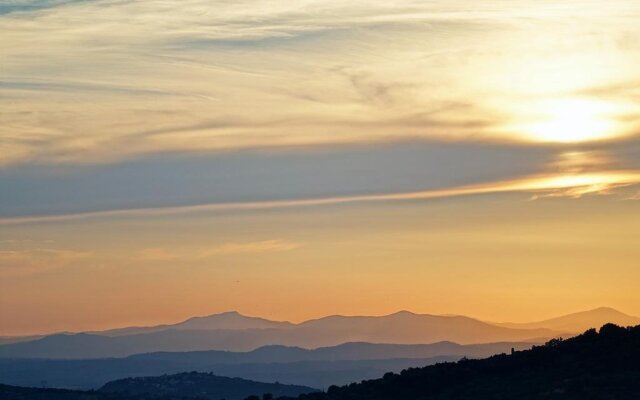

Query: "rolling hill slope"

xmin=0 ymin=372 xmax=317 ymax=400
xmin=294 ymin=324 xmax=640 ymax=400
xmin=100 ymin=372 xmax=317 ymax=400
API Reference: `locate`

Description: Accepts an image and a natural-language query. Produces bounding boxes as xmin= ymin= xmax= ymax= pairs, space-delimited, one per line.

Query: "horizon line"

xmin=2 ymin=305 xmax=635 ymax=339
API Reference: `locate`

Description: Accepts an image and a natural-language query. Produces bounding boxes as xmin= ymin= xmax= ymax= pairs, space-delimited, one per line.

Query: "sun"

xmin=515 ymin=98 xmax=622 ymax=143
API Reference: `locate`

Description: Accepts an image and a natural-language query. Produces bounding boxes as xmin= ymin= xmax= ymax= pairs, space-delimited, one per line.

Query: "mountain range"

xmin=0 ymin=341 xmax=537 ymax=389
xmin=3 ymin=324 xmax=640 ymax=400
xmin=1 ymin=307 xmax=637 ymax=359
xmin=494 ymin=306 xmax=640 ymax=332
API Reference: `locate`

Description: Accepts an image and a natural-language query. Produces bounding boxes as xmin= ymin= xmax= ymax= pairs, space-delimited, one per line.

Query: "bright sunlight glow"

xmin=514 ymin=98 xmax=623 ymax=143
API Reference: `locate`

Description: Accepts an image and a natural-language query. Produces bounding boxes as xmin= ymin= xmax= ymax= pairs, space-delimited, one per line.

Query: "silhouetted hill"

xmin=494 ymin=307 xmax=640 ymax=332
xmin=0 ymin=384 xmax=161 ymax=400
xmin=0 ymin=341 xmax=537 ymax=389
xmin=286 ymin=311 xmax=558 ymax=346
xmin=0 ymin=312 xmax=559 ymax=359
xmin=0 ymin=336 xmax=46 ymax=346
xmin=100 ymin=372 xmax=317 ymax=400
xmin=6 ymin=307 xmax=632 ymax=360
xmin=291 ymin=324 xmax=640 ymax=400
xmin=131 ymin=341 xmax=539 ymax=363
xmin=0 ymin=372 xmax=317 ymax=400
xmin=98 ymin=312 xmax=294 ymax=337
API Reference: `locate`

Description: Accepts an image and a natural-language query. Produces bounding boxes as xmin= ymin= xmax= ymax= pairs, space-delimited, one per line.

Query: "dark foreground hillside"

xmin=294 ymin=324 xmax=640 ymax=400
xmin=100 ymin=372 xmax=317 ymax=399
xmin=0 ymin=385 xmax=150 ymax=400
xmin=0 ymin=372 xmax=317 ymax=400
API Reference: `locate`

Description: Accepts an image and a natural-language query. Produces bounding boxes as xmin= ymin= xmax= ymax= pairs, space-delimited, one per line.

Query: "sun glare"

xmin=518 ymin=98 xmax=621 ymax=143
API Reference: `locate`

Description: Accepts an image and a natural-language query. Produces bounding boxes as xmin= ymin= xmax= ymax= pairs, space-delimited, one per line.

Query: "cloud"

xmin=2 ymin=170 xmax=639 ymax=226
xmin=0 ymin=140 xmax=552 ymax=218
xmin=624 ymin=191 xmax=640 ymax=200
xmin=2 ymin=0 xmax=639 ymax=166
xmin=136 ymin=247 xmax=180 ymax=262
xmin=200 ymin=240 xmax=301 ymax=257
xmin=136 ymin=240 xmax=301 ymax=262
xmin=0 ymin=0 xmax=86 ymax=15
xmin=0 ymin=248 xmax=91 ymax=277
xmin=530 ymin=182 xmax=634 ymax=200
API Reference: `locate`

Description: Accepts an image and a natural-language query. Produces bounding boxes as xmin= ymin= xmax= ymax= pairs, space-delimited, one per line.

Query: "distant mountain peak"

xmin=175 ymin=311 xmax=293 ymax=331
xmin=183 ymin=311 xmax=246 ymax=321
xmin=218 ymin=310 xmax=242 ymax=316
xmin=494 ymin=306 xmax=640 ymax=333
xmin=587 ymin=306 xmax=628 ymax=314
xmin=537 ymin=307 xmax=637 ymax=322
xmin=389 ymin=310 xmax=419 ymax=316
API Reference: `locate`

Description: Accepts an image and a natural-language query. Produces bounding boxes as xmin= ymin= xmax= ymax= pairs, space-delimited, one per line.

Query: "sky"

xmin=1 ymin=0 xmax=640 ymax=336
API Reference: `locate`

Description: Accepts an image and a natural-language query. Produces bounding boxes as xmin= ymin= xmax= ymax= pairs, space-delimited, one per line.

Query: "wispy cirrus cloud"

xmin=0 ymin=248 xmax=91 ymax=277
xmin=2 ymin=0 xmax=640 ymax=166
xmin=624 ymin=191 xmax=640 ymax=200
xmin=2 ymin=170 xmax=639 ymax=226
xmin=136 ymin=240 xmax=301 ymax=262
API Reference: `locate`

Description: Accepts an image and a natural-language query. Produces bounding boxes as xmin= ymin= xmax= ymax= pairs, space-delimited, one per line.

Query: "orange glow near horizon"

xmin=2 ymin=0 xmax=640 ymax=338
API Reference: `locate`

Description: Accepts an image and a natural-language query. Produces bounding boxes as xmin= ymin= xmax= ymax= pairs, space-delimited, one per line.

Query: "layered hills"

xmin=3 ymin=324 xmax=640 ymax=400
xmin=0 ymin=341 xmax=536 ymax=389
xmin=296 ymin=323 xmax=640 ymax=400
xmin=0 ymin=372 xmax=317 ymax=400
xmin=0 ymin=310 xmax=566 ymax=359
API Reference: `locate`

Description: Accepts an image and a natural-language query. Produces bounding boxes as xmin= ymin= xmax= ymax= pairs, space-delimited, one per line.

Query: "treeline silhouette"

xmin=0 ymin=385 xmax=170 ymax=400
xmin=100 ymin=372 xmax=316 ymax=399
xmin=0 ymin=372 xmax=316 ymax=400
xmin=3 ymin=324 xmax=640 ymax=400
xmin=286 ymin=324 xmax=640 ymax=400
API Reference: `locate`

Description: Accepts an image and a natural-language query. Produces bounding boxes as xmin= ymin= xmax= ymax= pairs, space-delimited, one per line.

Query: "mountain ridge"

xmin=3 ymin=324 xmax=640 ymax=400
xmin=0 ymin=317 xmax=559 ymax=359
xmin=0 ymin=371 xmax=318 ymax=400
xmin=0 ymin=341 xmax=541 ymax=389
xmin=294 ymin=323 xmax=640 ymax=400
xmin=99 ymin=371 xmax=317 ymax=400
xmin=5 ymin=307 xmax=635 ymax=340
xmin=492 ymin=306 xmax=640 ymax=332
xmin=2 ymin=307 xmax=636 ymax=360
xmin=95 ymin=311 xmax=294 ymax=337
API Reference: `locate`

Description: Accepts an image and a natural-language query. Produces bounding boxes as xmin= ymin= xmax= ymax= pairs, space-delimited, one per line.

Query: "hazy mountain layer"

xmin=2 ymin=307 xmax=636 ymax=360
xmin=493 ymin=307 xmax=640 ymax=332
xmin=0 ymin=311 xmax=557 ymax=359
xmin=0 ymin=341 xmax=537 ymax=389
xmin=97 ymin=311 xmax=294 ymax=337
xmin=3 ymin=324 xmax=640 ymax=400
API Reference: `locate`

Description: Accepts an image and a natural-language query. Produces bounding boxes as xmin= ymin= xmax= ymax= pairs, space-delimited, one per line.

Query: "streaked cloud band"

xmin=2 ymin=170 xmax=638 ymax=226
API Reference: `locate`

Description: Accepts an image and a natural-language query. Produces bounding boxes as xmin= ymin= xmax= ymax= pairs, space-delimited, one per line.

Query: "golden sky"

xmin=1 ymin=0 xmax=640 ymax=336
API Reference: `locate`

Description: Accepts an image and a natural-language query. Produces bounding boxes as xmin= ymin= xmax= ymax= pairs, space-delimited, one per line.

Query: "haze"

xmin=1 ymin=0 xmax=640 ymax=336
